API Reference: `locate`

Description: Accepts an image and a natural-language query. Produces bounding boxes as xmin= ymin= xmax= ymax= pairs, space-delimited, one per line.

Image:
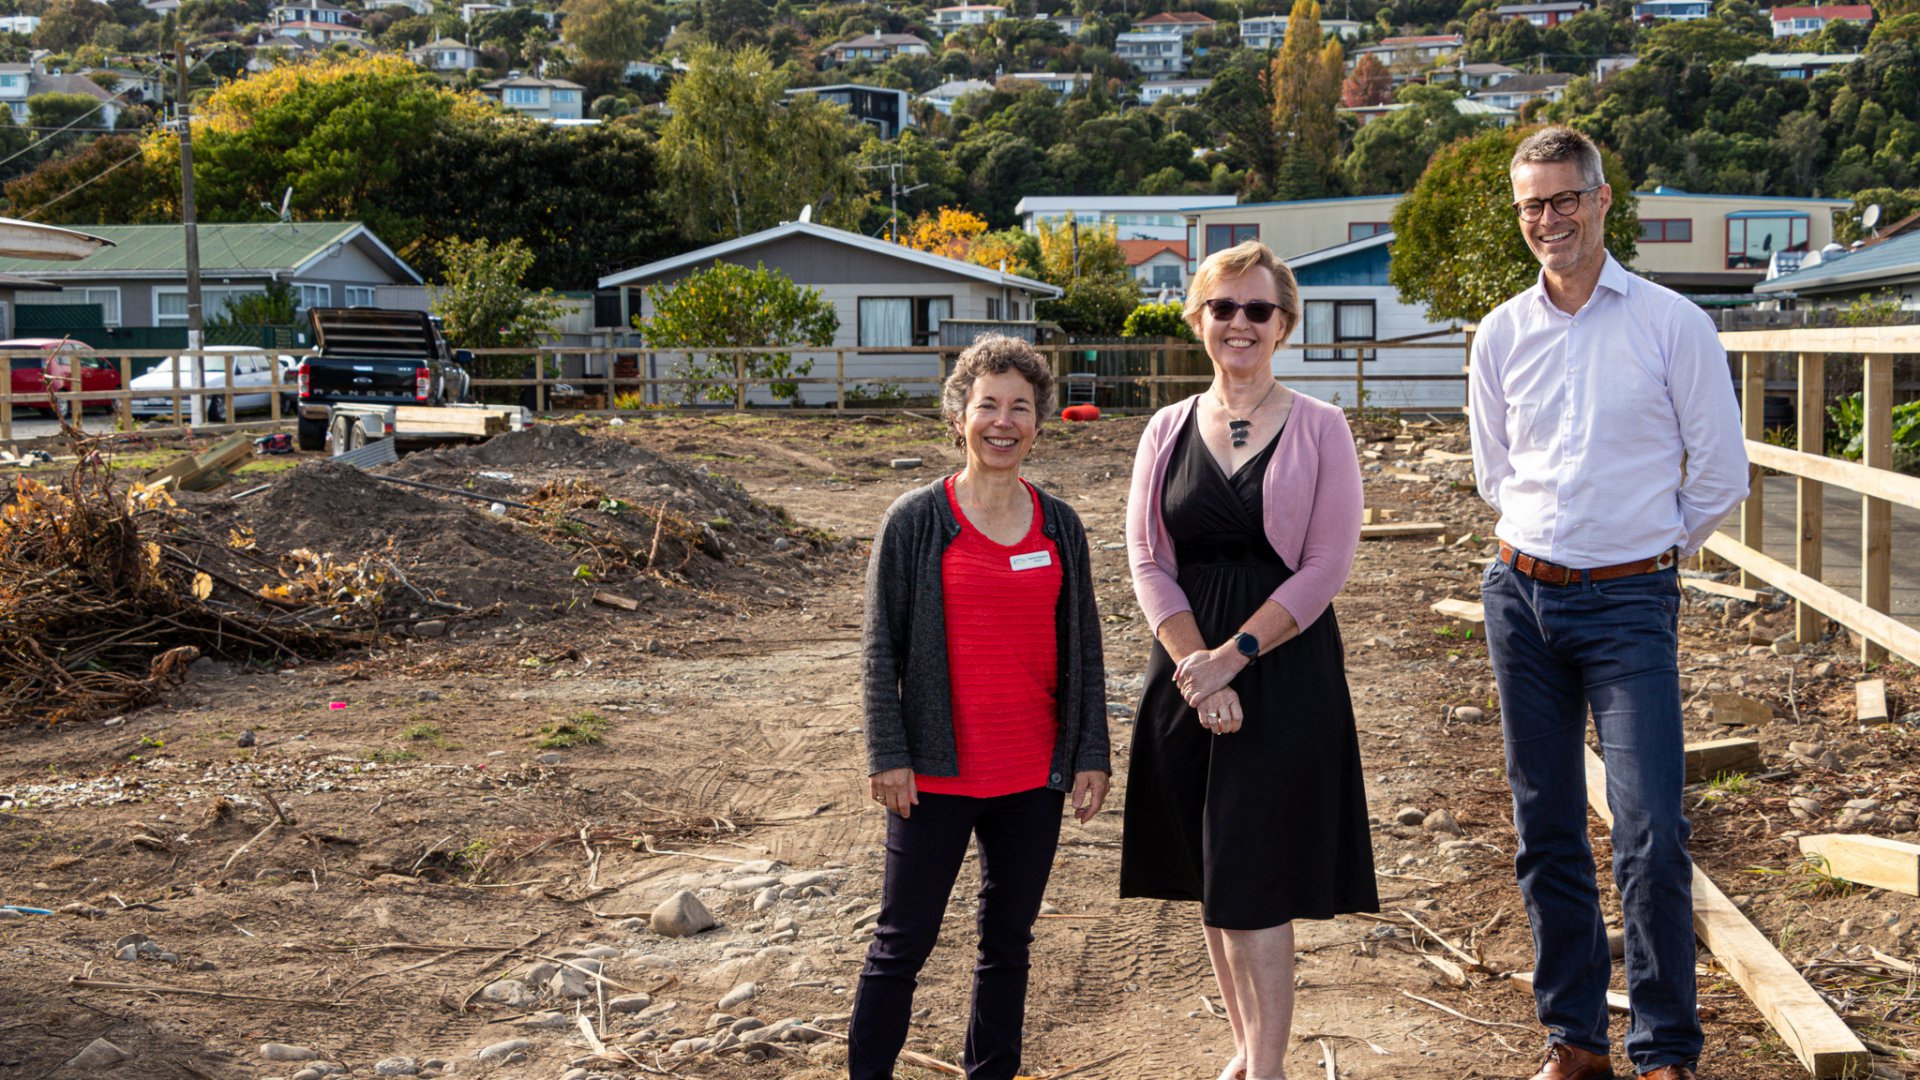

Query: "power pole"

xmin=176 ymin=42 xmax=205 ymax=426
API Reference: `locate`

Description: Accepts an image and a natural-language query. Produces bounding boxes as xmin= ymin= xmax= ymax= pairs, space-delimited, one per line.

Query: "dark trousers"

xmin=848 ymin=786 xmax=1064 ymax=1080
xmin=1482 ymin=558 xmax=1701 ymax=1072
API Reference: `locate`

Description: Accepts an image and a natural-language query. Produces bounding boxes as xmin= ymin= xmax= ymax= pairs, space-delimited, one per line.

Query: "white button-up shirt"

xmin=1469 ymin=255 xmax=1749 ymax=568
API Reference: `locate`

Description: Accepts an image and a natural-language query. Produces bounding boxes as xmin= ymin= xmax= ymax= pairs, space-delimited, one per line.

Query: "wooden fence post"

xmin=603 ymin=342 xmax=616 ymax=409
xmin=1739 ymin=351 xmax=1765 ymax=590
xmin=1862 ymin=352 xmax=1893 ymax=665
xmin=118 ymin=355 xmax=134 ymax=429
xmin=835 ymin=350 xmax=846 ymax=413
xmin=1796 ymin=351 xmax=1825 ymax=645
xmin=1353 ymin=345 xmax=1366 ymax=411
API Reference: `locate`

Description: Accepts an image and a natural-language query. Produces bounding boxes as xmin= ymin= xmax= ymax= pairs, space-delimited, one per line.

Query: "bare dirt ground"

xmin=3 ymin=411 xmax=1919 ymax=1080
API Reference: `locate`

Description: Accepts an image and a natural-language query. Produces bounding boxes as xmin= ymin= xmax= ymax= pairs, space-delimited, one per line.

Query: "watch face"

xmin=1236 ymin=632 xmax=1258 ymax=657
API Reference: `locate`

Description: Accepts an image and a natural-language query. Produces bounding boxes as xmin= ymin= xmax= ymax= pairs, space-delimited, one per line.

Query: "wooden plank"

xmin=1507 ymin=971 xmax=1629 ymax=1013
xmin=1422 ymin=448 xmax=1473 ymax=463
xmin=1743 ymin=440 xmax=1920 ymax=514
xmin=591 ymin=591 xmax=639 ymax=612
xmin=1360 ymin=522 xmax=1445 ymax=540
xmin=1702 ymin=532 xmax=1920 ymax=670
xmin=1856 ymin=679 xmax=1888 ymax=723
xmin=1863 ymin=353 xmax=1893 ymax=665
xmin=1796 ymin=352 xmax=1825 ymax=644
xmin=1684 ymin=578 xmax=1764 ymax=604
xmin=1430 ymin=598 xmax=1485 ymax=624
xmin=145 ymin=432 xmax=252 ymax=492
xmin=1720 ymin=325 xmax=1920 ymax=355
xmin=1710 ymin=693 xmax=1773 ymax=727
xmin=1798 ymin=834 xmax=1920 ymax=897
xmin=1584 ymin=746 xmax=1871 ymax=1078
xmin=1684 ymin=738 xmax=1763 ymax=784
xmin=1740 ymin=353 xmax=1765 ymax=592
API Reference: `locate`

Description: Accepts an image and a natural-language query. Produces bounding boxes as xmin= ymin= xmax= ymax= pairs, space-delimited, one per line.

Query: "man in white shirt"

xmin=1469 ymin=126 xmax=1748 ymax=1080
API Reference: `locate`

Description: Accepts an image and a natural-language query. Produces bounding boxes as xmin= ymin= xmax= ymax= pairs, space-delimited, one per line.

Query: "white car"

xmin=130 ymin=347 xmax=302 ymax=422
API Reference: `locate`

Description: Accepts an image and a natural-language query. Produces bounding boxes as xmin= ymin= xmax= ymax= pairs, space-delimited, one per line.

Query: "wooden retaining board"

xmin=1798 ymin=834 xmax=1920 ymax=897
xmin=1583 ymin=745 xmax=1869 ymax=1077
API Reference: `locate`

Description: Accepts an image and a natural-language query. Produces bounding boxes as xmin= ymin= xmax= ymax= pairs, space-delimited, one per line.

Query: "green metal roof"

xmin=0 ymin=221 xmax=365 ymax=276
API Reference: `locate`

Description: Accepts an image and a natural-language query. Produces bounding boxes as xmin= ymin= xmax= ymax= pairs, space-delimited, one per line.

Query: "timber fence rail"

xmin=0 ymin=345 xmax=299 ymax=443
xmin=1708 ymin=326 xmax=1920 ymax=666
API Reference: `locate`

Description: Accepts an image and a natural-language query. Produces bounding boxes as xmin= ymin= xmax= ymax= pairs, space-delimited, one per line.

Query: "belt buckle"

xmin=1544 ymin=562 xmax=1573 ymax=586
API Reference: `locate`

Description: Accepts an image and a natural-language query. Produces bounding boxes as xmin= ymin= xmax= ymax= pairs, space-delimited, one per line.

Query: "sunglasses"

xmin=1201 ymin=298 xmax=1281 ymax=323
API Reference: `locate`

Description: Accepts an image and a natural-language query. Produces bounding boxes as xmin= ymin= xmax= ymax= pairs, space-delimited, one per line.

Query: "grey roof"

xmin=28 ymin=73 xmax=114 ymax=102
xmin=482 ymin=75 xmax=586 ymax=89
xmin=1481 ymin=71 xmax=1571 ymax=92
xmin=923 ymin=78 xmax=992 ymax=98
xmin=1754 ymin=231 xmax=1920 ymax=294
xmin=828 ymin=33 xmax=930 ymax=49
xmin=1494 ymin=1 xmax=1589 ymax=11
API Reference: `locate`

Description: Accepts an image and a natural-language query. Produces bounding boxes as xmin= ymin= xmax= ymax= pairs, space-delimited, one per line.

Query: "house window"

xmin=504 ymin=87 xmax=541 ymax=105
xmin=293 ymin=283 xmax=331 ymax=310
xmin=1348 ymin=222 xmax=1390 ymax=242
xmin=155 ymin=286 xmax=266 ymax=325
xmin=1726 ymin=212 xmax=1808 ymax=269
xmin=1149 ymin=264 xmax=1182 ymax=288
xmin=859 ymin=297 xmax=951 ymax=346
xmin=1204 ymin=223 xmax=1258 ymax=255
xmin=32 ymin=287 xmax=121 ymax=326
xmin=553 ymin=90 xmax=580 ymax=102
xmin=1639 ymin=218 xmax=1693 ymax=243
xmin=345 ymin=286 xmax=376 ymax=307
xmin=1303 ymin=299 xmax=1375 ymax=361
xmin=1187 ymin=221 xmax=1199 ymax=274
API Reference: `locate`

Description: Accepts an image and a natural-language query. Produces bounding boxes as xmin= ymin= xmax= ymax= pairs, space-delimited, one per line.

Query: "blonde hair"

xmin=940 ymin=334 xmax=1056 ymax=448
xmin=1182 ymin=239 xmax=1301 ymax=338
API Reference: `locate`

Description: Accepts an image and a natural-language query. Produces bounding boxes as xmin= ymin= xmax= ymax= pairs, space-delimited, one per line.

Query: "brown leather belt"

xmin=1498 ymin=541 xmax=1677 ymax=586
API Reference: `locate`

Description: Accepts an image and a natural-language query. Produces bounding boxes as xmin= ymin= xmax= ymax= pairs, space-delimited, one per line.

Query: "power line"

xmin=15 ymin=144 xmax=147 ymax=221
xmin=0 ymin=89 xmax=133 ymax=171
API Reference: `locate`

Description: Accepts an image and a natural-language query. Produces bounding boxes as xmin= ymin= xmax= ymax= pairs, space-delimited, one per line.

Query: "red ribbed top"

xmin=917 ymin=476 xmax=1061 ymax=798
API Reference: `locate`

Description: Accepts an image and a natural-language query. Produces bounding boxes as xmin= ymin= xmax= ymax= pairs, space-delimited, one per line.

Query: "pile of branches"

xmin=0 ymin=426 xmax=434 ymax=725
xmin=515 ymin=478 xmax=710 ymax=578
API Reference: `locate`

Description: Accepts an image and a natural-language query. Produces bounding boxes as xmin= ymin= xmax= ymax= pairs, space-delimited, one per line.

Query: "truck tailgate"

xmin=306 ymin=360 xmax=420 ymax=401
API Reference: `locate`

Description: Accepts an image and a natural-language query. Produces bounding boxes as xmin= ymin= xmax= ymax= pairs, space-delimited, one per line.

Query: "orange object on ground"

xmin=1061 ymin=404 xmax=1101 ymax=421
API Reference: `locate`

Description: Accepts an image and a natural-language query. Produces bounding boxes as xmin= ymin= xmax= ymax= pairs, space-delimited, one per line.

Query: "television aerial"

xmin=1863 ymin=203 xmax=1882 ymax=236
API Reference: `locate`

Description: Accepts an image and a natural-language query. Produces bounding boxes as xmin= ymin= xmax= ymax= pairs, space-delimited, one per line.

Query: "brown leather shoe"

xmin=1637 ymin=1068 xmax=1695 ymax=1080
xmin=1529 ymin=1043 xmax=1614 ymax=1080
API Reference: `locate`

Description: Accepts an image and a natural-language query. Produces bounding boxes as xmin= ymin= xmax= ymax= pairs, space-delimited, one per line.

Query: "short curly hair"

xmin=940 ymin=335 xmax=1056 ymax=449
xmin=1182 ymin=239 xmax=1301 ymax=339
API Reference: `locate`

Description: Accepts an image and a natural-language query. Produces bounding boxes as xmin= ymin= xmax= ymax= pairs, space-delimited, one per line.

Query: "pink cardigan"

xmin=1126 ymin=392 xmax=1363 ymax=636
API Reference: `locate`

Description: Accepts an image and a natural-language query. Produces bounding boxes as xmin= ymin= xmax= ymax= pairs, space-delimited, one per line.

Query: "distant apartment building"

xmin=1633 ymin=0 xmax=1711 ymax=19
xmin=1768 ymin=4 xmax=1872 ymax=35
xmin=1494 ymin=0 xmax=1590 ymax=25
xmin=1239 ymin=14 xmax=1363 ymax=48
xmin=930 ymin=4 xmax=1006 ymax=32
xmin=1742 ymin=50 xmax=1861 ymax=76
xmin=822 ymin=32 xmax=932 ymax=65
xmin=1138 ymin=78 xmax=1211 ymax=104
xmin=1115 ymin=31 xmax=1189 ymax=78
xmin=1017 ymin=195 xmax=1238 ymax=242
xmin=1134 ymin=10 xmax=1217 ymax=37
xmin=268 ymin=0 xmax=367 ymax=43
xmin=787 ymin=84 xmax=913 ymax=139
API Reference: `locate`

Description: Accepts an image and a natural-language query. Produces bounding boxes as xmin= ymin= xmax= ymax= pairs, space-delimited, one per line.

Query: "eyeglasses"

xmin=1513 ymin=185 xmax=1602 ymax=222
xmin=1202 ymin=298 xmax=1281 ymax=323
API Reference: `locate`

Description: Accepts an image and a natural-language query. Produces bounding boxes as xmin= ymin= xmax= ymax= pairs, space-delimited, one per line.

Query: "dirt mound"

xmin=191 ymin=425 xmax=827 ymax=625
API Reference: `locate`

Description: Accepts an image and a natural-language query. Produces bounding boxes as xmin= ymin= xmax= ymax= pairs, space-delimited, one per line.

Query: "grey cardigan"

xmin=861 ymin=478 xmax=1112 ymax=792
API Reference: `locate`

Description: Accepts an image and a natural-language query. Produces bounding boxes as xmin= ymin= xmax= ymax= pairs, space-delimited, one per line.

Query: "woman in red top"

xmin=853 ymin=336 xmax=1112 ymax=1080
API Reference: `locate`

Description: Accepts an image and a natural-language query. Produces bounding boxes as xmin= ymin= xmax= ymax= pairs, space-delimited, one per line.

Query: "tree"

xmin=1389 ymin=125 xmax=1639 ymax=323
xmin=1836 ymin=186 xmax=1920 ymax=242
xmin=1030 ymin=217 xmax=1139 ymax=335
xmin=900 ymin=206 xmax=990 ymax=260
xmin=1270 ymin=0 xmax=1343 ymax=197
xmin=33 ymin=0 xmax=106 ymax=51
xmin=1343 ymin=85 xmax=1491 ymax=195
xmin=431 ymin=236 xmax=568 ymax=397
xmin=1122 ymin=301 xmax=1197 ymax=341
xmin=1341 ymin=53 xmax=1392 ymax=108
xmin=3 ymin=134 xmax=171 ymax=221
xmin=210 ymin=281 xmax=298 ymax=326
xmin=1202 ymin=54 xmax=1281 ymax=199
xmin=561 ymin=0 xmax=647 ymax=63
xmin=660 ymin=44 xmax=870 ymax=241
xmin=640 ymin=261 xmax=839 ymax=404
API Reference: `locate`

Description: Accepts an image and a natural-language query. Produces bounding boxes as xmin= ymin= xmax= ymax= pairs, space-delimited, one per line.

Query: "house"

xmin=1339 ymin=96 xmax=1518 ymax=127
xmin=1633 ymin=0 xmax=1711 ymax=19
xmin=1429 ymin=61 xmax=1521 ymax=89
xmin=0 ymin=15 xmax=39 ymax=35
xmin=140 ymin=0 xmax=179 ymax=13
xmin=28 ymin=72 xmax=120 ymax=128
xmin=1474 ymin=71 xmax=1571 ymax=110
xmin=268 ymin=0 xmax=367 ymax=43
xmin=625 ymin=60 xmax=674 ymax=81
xmin=1120 ymin=239 xmax=1189 ymax=296
xmin=1018 ymin=195 xmax=1238 ymax=242
xmin=1742 ymin=51 xmax=1861 ymax=77
xmin=409 ymin=38 xmax=483 ymax=72
xmin=480 ymin=75 xmax=585 ymax=121
xmin=364 ymin=0 xmax=433 ymax=14
xmin=1137 ymin=77 xmax=1211 ymax=104
xmin=919 ymin=78 xmax=992 ymax=114
xmin=1135 ymin=11 xmax=1217 ymax=37
xmin=1008 ymin=71 xmax=1095 ymax=99
xmin=247 ymin=34 xmax=353 ymax=73
xmin=1352 ymin=33 xmax=1466 ymax=80
xmin=1239 ymin=15 xmax=1363 ymax=48
xmin=80 ymin=67 xmax=167 ymax=106
xmin=1753 ymin=230 xmax=1920 ymax=309
xmin=822 ymin=32 xmax=932 ymax=65
xmin=1769 ymin=4 xmax=1872 ymax=36
xmin=930 ymin=5 xmax=1006 ymax=32
xmin=0 ymin=222 xmax=421 ymax=334
xmin=597 ymin=221 xmax=1061 ymax=406
xmin=1594 ymin=54 xmax=1639 ymax=80
xmin=1047 ymin=12 xmax=1086 ymax=35
xmin=1278 ymin=231 xmax=1467 ymax=410
xmin=786 ymin=84 xmax=912 ymax=139
xmin=460 ymin=2 xmax=503 ymax=21
xmin=0 ymin=64 xmax=28 ymax=122
xmin=1494 ymin=1 xmax=1590 ymax=25
xmin=1116 ymin=31 xmax=1188 ymax=78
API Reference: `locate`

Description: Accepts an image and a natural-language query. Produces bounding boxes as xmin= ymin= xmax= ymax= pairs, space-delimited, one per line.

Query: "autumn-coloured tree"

xmin=1270 ymin=0 xmax=1345 ymax=198
xmin=900 ymin=207 xmax=989 ymax=261
xmin=1342 ymin=54 xmax=1393 ymax=108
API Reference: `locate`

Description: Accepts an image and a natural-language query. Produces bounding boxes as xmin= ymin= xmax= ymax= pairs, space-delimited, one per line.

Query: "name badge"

xmin=1009 ymin=551 xmax=1053 ymax=571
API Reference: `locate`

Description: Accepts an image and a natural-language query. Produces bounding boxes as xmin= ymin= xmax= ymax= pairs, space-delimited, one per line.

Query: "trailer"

xmin=323 ymin=402 xmax=525 ymax=458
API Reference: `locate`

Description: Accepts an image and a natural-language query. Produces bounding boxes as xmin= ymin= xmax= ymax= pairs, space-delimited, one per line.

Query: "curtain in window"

xmin=1303 ymin=300 xmax=1333 ymax=359
xmin=1337 ymin=302 xmax=1374 ymax=344
xmin=859 ymin=299 xmax=911 ymax=347
xmin=926 ymin=298 xmax=950 ymax=339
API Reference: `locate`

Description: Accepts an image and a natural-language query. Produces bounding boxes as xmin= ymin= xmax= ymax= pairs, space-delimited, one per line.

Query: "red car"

xmin=4 ymin=338 xmax=115 ymax=414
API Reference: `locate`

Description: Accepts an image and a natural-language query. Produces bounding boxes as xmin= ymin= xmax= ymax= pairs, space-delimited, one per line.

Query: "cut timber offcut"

xmin=1797 ymin=834 xmax=1920 ymax=897
xmin=1360 ymin=522 xmax=1445 ymax=540
xmin=1856 ymin=680 xmax=1889 ymax=723
xmin=1683 ymin=738 xmax=1763 ymax=784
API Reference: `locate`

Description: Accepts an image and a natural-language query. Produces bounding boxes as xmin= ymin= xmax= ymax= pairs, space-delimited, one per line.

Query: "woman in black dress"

xmin=1121 ymin=240 xmax=1376 ymax=1080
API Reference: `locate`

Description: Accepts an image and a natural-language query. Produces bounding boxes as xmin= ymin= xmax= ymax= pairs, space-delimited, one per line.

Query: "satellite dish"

xmin=798 ymin=204 xmax=813 ymax=223
xmin=1863 ymin=203 xmax=1882 ymax=232
xmin=260 ymin=186 xmax=293 ymax=223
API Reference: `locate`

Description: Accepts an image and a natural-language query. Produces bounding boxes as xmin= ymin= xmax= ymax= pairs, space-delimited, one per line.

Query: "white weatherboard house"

xmin=599 ymin=222 xmax=1061 ymax=406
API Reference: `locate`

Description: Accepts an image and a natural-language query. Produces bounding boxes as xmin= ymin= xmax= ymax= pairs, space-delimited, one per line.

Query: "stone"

xmin=1423 ymin=809 xmax=1464 ymax=837
xmin=651 ymin=891 xmax=717 ymax=938
xmin=549 ymin=968 xmax=592 ymax=998
xmin=726 ymin=875 xmax=781 ymax=893
xmin=753 ymin=887 xmax=778 ymax=913
xmin=669 ymin=1037 xmax=712 ymax=1055
xmin=524 ymin=962 xmax=559 ymax=984
xmin=537 ymin=752 xmax=563 ymax=765
xmin=374 ymin=1057 xmax=419 ymax=1076
xmin=475 ymin=1038 xmax=531 ymax=1062
xmin=1790 ymin=797 xmax=1822 ymax=820
xmin=607 ymin=993 xmax=653 ymax=1014
xmin=1846 ymin=798 xmax=1882 ymax=812
xmin=851 ymin=904 xmax=883 ymax=931
xmin=1394 ymin=806 xmax=1426 ymax=826
xmin=889 ymin=458 xmax=921 ymax=470
xmin=1452 ymin=706 xmax=1486 ymax=724
xmin=780 ymin=871 xmax=829 ymax=889
xmin=479 ymin=979 xmax=532 ymax=1007
xmin=731 ymin=1017 xmax=767 ymax=1035
xmin=237 ymin=729 xmax=256 ymax=747
xmin=260 ymin=1044 xmax=320 ymax=1062
xmin=69 ymin=1038 xmax=130 ymax=1069
xmin=414 ymin=620 xmax=447 ymax=638
xmin=60 ymin=902 xmax=105 ymax=919
xmin=718 ymin=982 xmax=757 ymax=1010
xmin=1606 ymin=928 xmax=1625 ymax=960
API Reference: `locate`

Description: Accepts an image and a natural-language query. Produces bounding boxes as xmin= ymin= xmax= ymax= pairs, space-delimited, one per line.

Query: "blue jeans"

xmin=1482 ymin=557 xmax=1700 ymax=1072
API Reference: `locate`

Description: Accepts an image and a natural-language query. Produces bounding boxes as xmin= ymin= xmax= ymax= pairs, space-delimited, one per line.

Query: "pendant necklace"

xmin=1216 ymin=380 xmax=1277 ymax=449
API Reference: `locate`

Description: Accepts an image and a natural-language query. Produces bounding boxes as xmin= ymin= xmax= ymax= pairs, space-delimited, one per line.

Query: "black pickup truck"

xmin=293 ymin=308 xmax=474 ymax=451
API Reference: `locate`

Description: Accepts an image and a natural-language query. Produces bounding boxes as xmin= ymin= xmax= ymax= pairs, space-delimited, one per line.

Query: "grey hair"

xmin=1511 ymin=125 xmax=1604 ymax=187
xmin=940 ymin=335 xmax=1056 ymax=449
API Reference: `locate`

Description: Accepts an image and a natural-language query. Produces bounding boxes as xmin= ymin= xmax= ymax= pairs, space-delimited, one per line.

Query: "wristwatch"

xmin=1233 ymin=631 xmax=1260 ymax=659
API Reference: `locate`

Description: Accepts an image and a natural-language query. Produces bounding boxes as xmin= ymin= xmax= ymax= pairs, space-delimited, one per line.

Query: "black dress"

xmin=1120 ymin=408 xmax=1378 ymax=930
